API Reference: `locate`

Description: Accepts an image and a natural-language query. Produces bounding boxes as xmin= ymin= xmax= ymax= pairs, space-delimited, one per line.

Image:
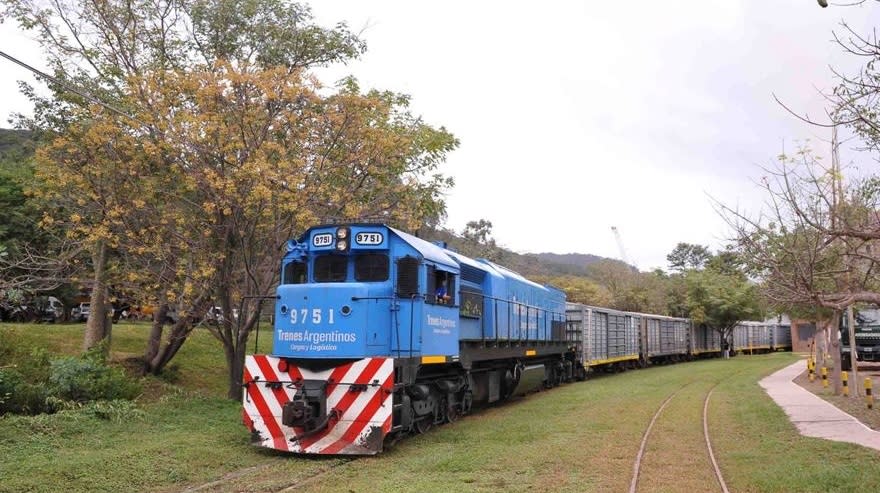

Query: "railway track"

xmin=179 ymin=458 xmax=356 ymax=493
xmin=275 ymin=458 xmax=356 ymax=492
xmin=629 ymin=378 xmax=731 ymax=493
xmin=628 ymin=385 xmax=688 ymax=493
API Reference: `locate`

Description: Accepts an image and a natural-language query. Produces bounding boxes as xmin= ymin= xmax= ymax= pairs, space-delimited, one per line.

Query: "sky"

xmin=2 ymin=1 xmax=880 ymax=271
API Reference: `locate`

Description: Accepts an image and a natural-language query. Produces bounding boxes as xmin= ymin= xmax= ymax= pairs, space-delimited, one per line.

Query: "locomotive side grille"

xmin=460 ymin=265 xmax=486 ymax=284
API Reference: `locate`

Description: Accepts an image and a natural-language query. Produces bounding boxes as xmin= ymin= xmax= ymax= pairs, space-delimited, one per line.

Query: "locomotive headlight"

xmin=335 ymin=226 xmax=351 ymax=252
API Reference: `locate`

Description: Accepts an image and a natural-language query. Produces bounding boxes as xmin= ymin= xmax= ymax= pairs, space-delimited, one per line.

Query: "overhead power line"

xmin=0 ymin=49 xmax=144 ymax=125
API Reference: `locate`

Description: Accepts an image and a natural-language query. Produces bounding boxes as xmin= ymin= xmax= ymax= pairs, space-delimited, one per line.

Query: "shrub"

xmin=0 ymin=329 xmax=142 ymax=415
xmin=0 ymin=368 xmax=50 ymax=415
xmin=48 ymin=356 xmax=141 ymax=403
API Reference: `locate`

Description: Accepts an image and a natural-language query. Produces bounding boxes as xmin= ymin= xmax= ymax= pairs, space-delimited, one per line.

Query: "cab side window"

xmin=283 ymin=261 xmax=308 ymax=284
xmin=428 ymin=267 xmax=456 ymax=305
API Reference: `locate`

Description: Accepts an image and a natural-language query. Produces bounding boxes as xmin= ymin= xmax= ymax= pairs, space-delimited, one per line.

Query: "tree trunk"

xmin=83 ymin=240 xmax=111 ymax=354
xmin=829 ymin=314 xmax=843 ymax=395
xmin=817 ymin=325 xmax=827 ymax=369
xmin=142 ymin=304 xmax=168 ymax=375
xmin=142 ymin=295 xmax=209 ymax=375
xmin=144 ymin=317 xmax=194 ymax=374
xmin=719 ymin=327 xmax=732 ymax=359
xmin=227 ymin=339 xmax=246 ymax=400
xmin=226 ymin=312 xmax=260 ymax=400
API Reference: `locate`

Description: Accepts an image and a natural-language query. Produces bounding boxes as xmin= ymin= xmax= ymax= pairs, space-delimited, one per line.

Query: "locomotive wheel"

xmin=383 ymin=432 xmax=402 ymax=449
xmin=446 ymin=401 xmax=459 ymax=423
xmin=414 ymin=416 xmax=433 ymax=434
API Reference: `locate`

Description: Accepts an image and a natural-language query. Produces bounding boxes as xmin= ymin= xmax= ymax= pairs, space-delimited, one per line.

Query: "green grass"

xmin=0 ymin=321 xmax=287 ymax=493
xmin=2 ymin=325 xmax=879 ymax=493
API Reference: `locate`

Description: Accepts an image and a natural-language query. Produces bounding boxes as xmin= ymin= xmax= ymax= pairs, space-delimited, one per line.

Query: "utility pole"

xmin=832 ymin=124 xmax=859 ymax=395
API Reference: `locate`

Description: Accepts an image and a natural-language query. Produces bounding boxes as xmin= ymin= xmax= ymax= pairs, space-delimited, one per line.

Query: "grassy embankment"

xmin=2 ymin=325 xmax=880 ymax=493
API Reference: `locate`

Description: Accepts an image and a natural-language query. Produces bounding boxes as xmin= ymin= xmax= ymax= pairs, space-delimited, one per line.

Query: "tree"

xmin=6 ymin=0 xmax=457 ymax=398
xmin=720 ymin=18 xmax=880 ymax=391
xmin=666 ymin=242 xmax=711 ymax=273
xmin=586 ymin=260 xmax=670 ymax=314
xmin=0 ymin=129 xmax=82 ymax=314
xmin=723 ymin=146 xmax=874 ymax=388
xmin=534 ymin=274 xmax=612 ymax=307
xmin=0 ymin=130 xmax=37 ymax=252
xmin=685 ymin=266 xmax=762 ymax=358
xmin=460 ymin=219 xmax=502 ymax=262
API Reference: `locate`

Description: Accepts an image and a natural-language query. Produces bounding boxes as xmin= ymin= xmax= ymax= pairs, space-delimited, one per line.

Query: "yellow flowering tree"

xmin=7 ymin=0 xmax=457 ymax=397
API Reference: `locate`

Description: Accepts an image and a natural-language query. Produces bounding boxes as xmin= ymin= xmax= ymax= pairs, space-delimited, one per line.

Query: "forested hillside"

xmin=0 ymin=128 xmax=37 ymax=251
xmin=0 ymin=128 xmax=34 ymax=157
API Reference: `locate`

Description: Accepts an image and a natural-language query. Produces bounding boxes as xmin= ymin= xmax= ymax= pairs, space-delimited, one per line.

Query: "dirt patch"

xmin=794 ymin=361 xmax=880 ymax=431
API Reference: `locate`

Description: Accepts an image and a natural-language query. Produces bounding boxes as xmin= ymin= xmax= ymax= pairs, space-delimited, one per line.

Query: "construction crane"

xmin=611 ymin=226 xmax=632 ymax=267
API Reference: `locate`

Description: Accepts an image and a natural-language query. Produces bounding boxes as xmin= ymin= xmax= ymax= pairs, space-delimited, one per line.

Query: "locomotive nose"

xmin=274 ymin=284 xmax=375 ymax=358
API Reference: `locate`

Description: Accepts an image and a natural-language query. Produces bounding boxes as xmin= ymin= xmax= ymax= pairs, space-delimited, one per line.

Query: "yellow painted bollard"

xmin=866 ymin=378 xmax=873 ymax=410
xmin=842 ymin=371 xmax=849 ymax=397
xmin=821 ymin=366 xmax=828 ymax=389
xmin=809 ymin=359 xmax=815 ymax=382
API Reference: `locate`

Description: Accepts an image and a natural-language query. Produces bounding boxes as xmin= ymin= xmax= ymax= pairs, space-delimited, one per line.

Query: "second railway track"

xmin=629 ymin=375 xmax=733 ymax=493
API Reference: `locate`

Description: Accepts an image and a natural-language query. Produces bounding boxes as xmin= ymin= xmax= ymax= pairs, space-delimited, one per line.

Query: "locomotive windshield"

xmin=355 ymin=254 xmax=389 ymax=282
xmin=309 ymin=253 xmax=391 ymax=283
xmin=314 ymin=255 xmax=347 ymax=282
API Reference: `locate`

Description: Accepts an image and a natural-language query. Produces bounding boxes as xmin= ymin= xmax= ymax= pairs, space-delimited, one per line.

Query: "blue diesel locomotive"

xmin=242 ymin=224 xmax=583 ymax=455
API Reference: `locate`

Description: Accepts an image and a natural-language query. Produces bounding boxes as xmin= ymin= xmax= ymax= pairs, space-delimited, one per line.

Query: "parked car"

xmin=38 ymin=296 xmax=64 ymax=323
xmin=204 ymin=306 xmax=239 ymax=325
xmin=71 ymin=302 xmax=90 ymax=322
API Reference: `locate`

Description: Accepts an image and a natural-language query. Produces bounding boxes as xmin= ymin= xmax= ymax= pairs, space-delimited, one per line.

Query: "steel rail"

xmin=628 ymin=385 xmax=686 ymax=493
xmin=703 ymin=385 xmax=731 ymax=493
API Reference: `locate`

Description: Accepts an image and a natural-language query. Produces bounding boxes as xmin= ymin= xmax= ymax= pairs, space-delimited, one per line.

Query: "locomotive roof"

xmin=390 ymin=227 xmax=459 ymax=269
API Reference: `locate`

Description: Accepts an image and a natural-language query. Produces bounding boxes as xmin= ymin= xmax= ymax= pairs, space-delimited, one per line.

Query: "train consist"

xmin=566 ymin=304 xmax=792 ymax=371
xmin=241 ymin=224 xmax=791 ymax=455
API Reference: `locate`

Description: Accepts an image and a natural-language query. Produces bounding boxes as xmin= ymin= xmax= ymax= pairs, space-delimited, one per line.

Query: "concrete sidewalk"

xmin=759 ymin=360 xmax=880 ymax=451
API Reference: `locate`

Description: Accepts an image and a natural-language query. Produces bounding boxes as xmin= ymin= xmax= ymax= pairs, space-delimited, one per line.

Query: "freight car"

xmin=692 ymin=323 xmax=723 ymax=357
xmin=731 ymin=322 xmax=773 ymax=355
xmin=565 ymin=304 xmax=696 ymax=370
xmin=641 ymin=313 xmax=691 ymax=363
xmin=565 ymin=304 xmax=641 ymax=371
xmin=770 ymin=323 xmax=792 ymax=352
xmin=242 ymin=224 xmax=583 ymax=455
